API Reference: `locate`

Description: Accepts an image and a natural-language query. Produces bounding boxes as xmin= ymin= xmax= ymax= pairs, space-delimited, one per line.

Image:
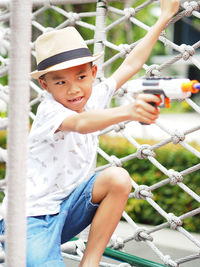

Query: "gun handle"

xmin=139 ymin=93 xmax=170 ymax=125
xmin=164 ymin=97 xmax=170 ymax=108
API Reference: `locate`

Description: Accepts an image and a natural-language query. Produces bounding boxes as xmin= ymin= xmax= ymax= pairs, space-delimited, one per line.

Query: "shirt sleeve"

xmin=86 ymin=77 xmax=117 ymax=110
xmin=29 ymin=93 xmax=76 ymax=142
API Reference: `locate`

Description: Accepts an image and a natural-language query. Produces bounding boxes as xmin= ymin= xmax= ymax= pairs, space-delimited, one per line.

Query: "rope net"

xmin=0 ymin=0 xmax=200 ymax=266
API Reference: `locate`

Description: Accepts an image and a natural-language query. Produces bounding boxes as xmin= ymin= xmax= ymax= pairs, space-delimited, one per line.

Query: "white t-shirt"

xmin=23 ymin=77 xmax=116 ymax=216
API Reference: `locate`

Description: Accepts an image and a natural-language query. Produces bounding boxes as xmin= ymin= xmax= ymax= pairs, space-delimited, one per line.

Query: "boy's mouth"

xmin=68 ymin=96 xmax=83 ymax=103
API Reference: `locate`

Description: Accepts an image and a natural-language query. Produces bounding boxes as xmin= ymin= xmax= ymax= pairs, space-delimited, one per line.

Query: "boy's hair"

xmin=39 ymin=62 xmax=94 ymax=81
xmin=39 ymin=74 xmax=46 ymax=80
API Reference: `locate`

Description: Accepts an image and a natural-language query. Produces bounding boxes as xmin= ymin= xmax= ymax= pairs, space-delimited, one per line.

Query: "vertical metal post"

xmin=6 ymin=0 xmax=32 ymax=265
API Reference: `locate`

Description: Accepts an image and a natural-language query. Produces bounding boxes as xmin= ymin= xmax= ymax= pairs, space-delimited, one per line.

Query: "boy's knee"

xmin=106 ymin=167 xmax=132 ymax=195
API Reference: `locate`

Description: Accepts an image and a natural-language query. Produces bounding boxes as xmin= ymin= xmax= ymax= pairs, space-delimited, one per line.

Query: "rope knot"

xmin=68 ymin=12 xmax=80 ymax=25
xmin=190 ymin=1 xmax=200 ymax=11
xmin=110 ymin=155 xmax=122 ymax=167
xmin=163 ymin=255 xmax=177 ymax=267
xmin=133 ymin=227 xmax=153 ymax=242
xmin=136 ymin=145 xmax=155 ymax=159
xmin=168 ymin=169 xmax=183 ymax=185
xmin=114 ymin=122 xmax=126 ymax=132
xmin=117 ymin=87 xmax=128 ymax=97
xmin=75 ymin=239 xmax=86 ymax=257
xmin=133 ymin=185 xmax=153 ymax=199
xmin=0 ymin=57 xmax=9 ymax=69
xmin=43 ymin=0 xmax=52 ymax=7
xmin=0 ymin=84 xmax=9 ymax=99
xmin=0 ymin=29 xmax=4 ymax=40
xmin=118 ymin=44 xmax=132 ymax=57
xmin=171 ymin=129 xmax=185 ymax=144
xmin=38 ymin=91 xmax=47 ymax=102
xmin=61 ymin=239 xmax=85 ymax=256
xmin=146 ymin=64 xmax=161 ymax=77
xmin=167 ymin=213 xmax=182 ymax=230
xmin=183 ymin=1 xmax=200 ymax=16
xmin=180 ymin=44 xmax=195 ymax=60
xmin=109 ymin=234 xmax=125 ymax=250
xmin=1 ymin=29 xmax=10 ymax=55
xmin=0 ymin=148 xmax=7 ymax=162
xmin=44 ymin=27 xmax=54 ymax=33
xmin=124 ymin=7 xmax=136 ymax=18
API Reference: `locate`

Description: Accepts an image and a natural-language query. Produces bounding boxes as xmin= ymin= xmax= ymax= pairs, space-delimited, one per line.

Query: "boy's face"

xmin=39 ymin=63 xmax=97 ymax=113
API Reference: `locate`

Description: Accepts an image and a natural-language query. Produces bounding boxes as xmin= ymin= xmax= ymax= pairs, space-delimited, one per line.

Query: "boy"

xmin=0 ymin=0 xmax=179 ymax=266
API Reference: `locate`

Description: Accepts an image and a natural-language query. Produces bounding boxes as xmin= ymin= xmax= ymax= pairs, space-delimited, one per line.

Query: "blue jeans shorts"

xmin=0 ymin=173 xmax=99 ymax=267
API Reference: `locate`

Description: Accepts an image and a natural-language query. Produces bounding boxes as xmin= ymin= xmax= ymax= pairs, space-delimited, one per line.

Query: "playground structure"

xmin=0 ymin=0 xmax=200 ymax=266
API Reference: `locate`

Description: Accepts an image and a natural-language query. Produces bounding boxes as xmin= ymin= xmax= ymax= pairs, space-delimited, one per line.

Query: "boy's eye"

xmin=56 ymin=81 xmax=65 ymax=85
xmin=78 ymin=75 xmax=86 ymax=80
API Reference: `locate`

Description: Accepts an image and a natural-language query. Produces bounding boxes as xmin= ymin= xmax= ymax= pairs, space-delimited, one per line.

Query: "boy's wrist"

xmin=119 ymin=104 xmax=134 ymax=122
xmin=157 ymin=14 xmax=172 ymax=27
xmin=111 ymin=105 xmax=132 ymax=123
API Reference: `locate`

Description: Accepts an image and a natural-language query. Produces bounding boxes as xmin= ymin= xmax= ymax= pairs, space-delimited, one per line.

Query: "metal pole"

xmin=6 ymin=0 xmax=32 ymax=265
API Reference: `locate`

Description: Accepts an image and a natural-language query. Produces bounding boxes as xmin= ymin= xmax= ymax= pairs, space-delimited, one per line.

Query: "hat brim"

xmin=31 ymin=52 xmax=103 ymax=79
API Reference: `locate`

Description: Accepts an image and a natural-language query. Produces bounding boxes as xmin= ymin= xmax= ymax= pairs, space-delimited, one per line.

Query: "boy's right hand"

xmin=128 ymin=93 xmax=161 ymax=125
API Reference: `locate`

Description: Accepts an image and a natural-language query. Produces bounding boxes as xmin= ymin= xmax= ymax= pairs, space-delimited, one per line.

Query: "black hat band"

xmin=37 ymin=48 xmax=93 ymax=71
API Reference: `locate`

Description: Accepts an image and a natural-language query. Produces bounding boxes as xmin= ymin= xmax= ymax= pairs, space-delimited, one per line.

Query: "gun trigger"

xmin=165 ymin=97 xmax=170 ymax=108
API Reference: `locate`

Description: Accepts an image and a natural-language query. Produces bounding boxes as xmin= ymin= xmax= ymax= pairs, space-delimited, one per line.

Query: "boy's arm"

xmin=58 ymin=93 xmax=161 ymax=134
xmin=111 ymin=0 xmax=180 ymax=91
xmin=57 ymin=0 xmax=179 ymax=134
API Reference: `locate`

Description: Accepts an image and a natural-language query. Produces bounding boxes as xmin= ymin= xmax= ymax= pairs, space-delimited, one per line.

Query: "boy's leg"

xmin=0 ymin=216 xmax=66 ymax=267
xmin=26 ymin=215 xmax=66 ymax=267
xmin=0 ymin=174 xmax=101 ymax=267
xmin=60 ymin=173 xmax=100 ymax=244
xmin=80 ymin=166 xmax=132 ymax=267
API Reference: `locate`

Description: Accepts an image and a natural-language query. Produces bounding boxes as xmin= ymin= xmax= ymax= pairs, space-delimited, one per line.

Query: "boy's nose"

xmin=67 ymin=85 xmax=80 ymax=95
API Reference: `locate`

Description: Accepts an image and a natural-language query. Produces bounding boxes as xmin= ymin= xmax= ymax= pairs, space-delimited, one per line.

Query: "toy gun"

xmin=126 ymin=77 xmax=200 ymax=108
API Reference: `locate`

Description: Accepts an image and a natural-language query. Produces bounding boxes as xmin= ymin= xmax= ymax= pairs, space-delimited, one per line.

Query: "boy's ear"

xmin=92 ymin=64 xmax=97 ymax=81
xmin=39 ymin=77 xmax=49 ymax=91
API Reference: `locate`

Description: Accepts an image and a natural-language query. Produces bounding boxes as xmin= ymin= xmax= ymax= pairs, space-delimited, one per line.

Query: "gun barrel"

xmin=194 ymin=83 xmax=200 ymax=90
xmin=126 ymin=78 xmax=200 ymax=102
xmin=182 ymin=80 xmax=200 ymax=93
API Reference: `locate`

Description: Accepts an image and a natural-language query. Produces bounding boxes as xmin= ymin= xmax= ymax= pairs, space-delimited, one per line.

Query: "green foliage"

xmin=0 ymin=131 xmax=6 ymax=201
xmin=0 ymin=130 xmax=6 ymax=150
xmin=0 ymin=130 xmax=6 ymax=179
xmin=0 ymin=111 xmax=7 ymax=118
xmin=98 ymin=135 xmax=200 ymax=233
xmin=160 ymin=101 xmax=194 ymax=114
xmin=0 ymin=75 xmax=8 ymax=86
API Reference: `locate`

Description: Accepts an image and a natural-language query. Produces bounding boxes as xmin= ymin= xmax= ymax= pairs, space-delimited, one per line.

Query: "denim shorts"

xmin=0 ymin=173 xmax=99 ymax=267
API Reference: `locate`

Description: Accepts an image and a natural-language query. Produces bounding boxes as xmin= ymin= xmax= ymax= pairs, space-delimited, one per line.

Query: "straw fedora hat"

xmin=31 ymin=27 xmax=102 ymax=79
